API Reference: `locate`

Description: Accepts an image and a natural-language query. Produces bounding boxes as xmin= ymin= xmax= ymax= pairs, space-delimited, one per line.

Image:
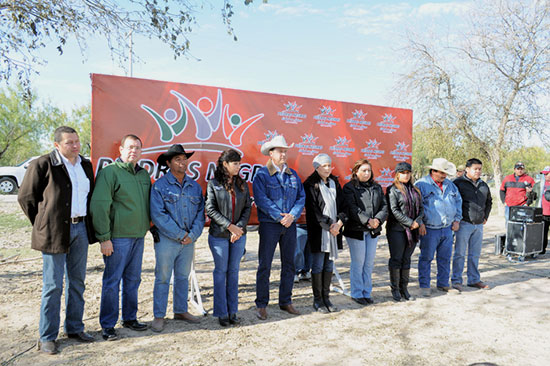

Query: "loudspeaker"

xmin=509 ymin=206 xmax=543 ymax=223
xmin=494 ymin=234 xmax=506 ymax=255
xmin=506 ymin=222 xmax=543 ymax=256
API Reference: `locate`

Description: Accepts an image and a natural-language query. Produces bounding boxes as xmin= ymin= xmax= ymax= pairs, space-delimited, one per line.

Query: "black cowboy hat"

xmin=157 ymin=144 xmax=195 ymax=167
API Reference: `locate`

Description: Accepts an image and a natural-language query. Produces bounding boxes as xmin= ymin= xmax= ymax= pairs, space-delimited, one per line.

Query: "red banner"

xmin=91 ymin=74 xmax=412 ymax=224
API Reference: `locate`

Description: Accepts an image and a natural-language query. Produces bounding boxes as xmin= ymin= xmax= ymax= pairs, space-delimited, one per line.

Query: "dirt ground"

xmin=1 ymin=194 xmax=549 ymax=366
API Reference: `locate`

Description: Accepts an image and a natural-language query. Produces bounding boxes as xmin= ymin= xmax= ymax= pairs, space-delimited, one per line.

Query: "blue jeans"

xmin=39 ymin=221 xmax=89 ymax=342
xmin=295 ymin=226 xmax=311 ymax=274
xmin=346 ymin=233 xmax=378 ymax=299
xmin=100 ymin=237 xmax=144 ymax=328
xmin=153 ymin=238 xmax=195 ymax=318
xmin=208 ymin=235 xmax=246 ymax=318
xmin=255 ymin=222 xmax=297 ymax=308
xmin=452 ymin=221 xmax=483 ymax=285
xmin=418 ymin=226 xmax=453 ymax=288
xmin=310 ymin=251 xmax=334 ymax=274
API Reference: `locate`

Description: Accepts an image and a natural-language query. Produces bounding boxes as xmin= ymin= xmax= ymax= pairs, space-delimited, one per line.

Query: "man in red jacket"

xmin=500 ymin=161 xmax=536 ymax=224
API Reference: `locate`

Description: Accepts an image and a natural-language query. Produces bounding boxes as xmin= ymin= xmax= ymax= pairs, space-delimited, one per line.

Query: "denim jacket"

xmin=150 ymin=171 xmax=205 ymax=243
xmin=415 ymin=175 xmax=462 ymax=229
xmin=252 ymin=159 xmax=305 ymax=224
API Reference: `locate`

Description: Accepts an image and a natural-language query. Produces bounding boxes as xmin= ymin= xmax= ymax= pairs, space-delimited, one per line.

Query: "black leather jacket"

xmin=205 ymin=178 xmax=252 ymax=238
xmin=385 ymin=184 xmax=424 ymax=232
xmin=342 ymin=179 xmax=388 ymax=239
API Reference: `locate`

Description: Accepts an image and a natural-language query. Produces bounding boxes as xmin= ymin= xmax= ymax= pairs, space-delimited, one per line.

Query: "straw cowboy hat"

xmin=427 ymin=158 xmax=456 ymax=176
xmin=157 ymin=144 xmax=195 ymax=167
xmin=260 ymin=135 xmax=294 ymax=156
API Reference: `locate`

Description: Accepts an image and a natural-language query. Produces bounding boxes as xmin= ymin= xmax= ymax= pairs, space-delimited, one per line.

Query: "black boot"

xmin=389 ymin=266 xmax=401 ymax=302
xmin=400 ymin=268 xmax=412 ymax=301
xmin=322 ymin=271 xmax=338 ymax=312
xmin=312 ymin=273 xmax=328 ymax=313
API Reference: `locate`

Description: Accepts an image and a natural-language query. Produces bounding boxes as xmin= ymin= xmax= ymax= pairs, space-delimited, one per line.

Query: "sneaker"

xmin=420 ymin=288 xmax=431 ymax=297
xmin=468 ymin=281 xmax=489 ymax=290
xmin=294 ymin=275 xmax=300 ymax=283
xmin=298 ymin=271 xmax=311 ymax=281
xmin=452 ymin=283 xmax=463 ymax=292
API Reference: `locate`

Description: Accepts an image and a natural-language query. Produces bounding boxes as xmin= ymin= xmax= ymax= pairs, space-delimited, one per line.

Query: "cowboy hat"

xmin=260 ymin=135 xmax=294 ymax=156
xmin=427 ymin=158 xmax=456 ymax=176
xmin=157 ymin=144 xmax=195 ymax=167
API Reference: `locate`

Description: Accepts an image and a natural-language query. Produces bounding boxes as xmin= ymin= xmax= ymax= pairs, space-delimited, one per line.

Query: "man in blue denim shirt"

xmin=415 ymin=158 xmax=462 ymax=297
xmin=253 ymin=135 xmax=305 ymax=320
xmin=149 ymin=144 xmax=205 ymax=332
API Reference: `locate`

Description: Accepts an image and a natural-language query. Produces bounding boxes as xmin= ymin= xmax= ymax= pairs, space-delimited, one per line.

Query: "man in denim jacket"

xmin=253 ymin=135 xmax=305 ymax=320
xmin=149 ymin=144 xmax=205 ymax=332
xmin=415 ymin=158 xmax=462 ymax=297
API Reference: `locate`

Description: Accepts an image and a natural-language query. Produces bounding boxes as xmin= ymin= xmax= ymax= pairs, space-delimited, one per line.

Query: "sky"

xmin=29 ymin=0 xmax=470 ymax=112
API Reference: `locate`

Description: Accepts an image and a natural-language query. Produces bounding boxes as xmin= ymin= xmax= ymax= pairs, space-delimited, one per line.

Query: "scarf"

xmin=401 ymin=183 xmax=422 ymax=247
xmin=319 ymin=178 xmax=338 ymax=260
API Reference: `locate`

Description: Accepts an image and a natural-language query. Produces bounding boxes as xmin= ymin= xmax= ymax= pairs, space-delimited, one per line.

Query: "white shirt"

xmin=59 ymin=152 xmax=90 ymax=218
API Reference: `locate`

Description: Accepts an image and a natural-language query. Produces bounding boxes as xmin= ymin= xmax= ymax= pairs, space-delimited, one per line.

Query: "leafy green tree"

xmin=412 ymin=124 xmax=488 ymax=178
xmin=0 ymin=84 xmax=58 ymax=164
xmin=1 ymin=1 xmax=260 ymax=87
xmin=0 ymin=85 xmax=92 ymax=165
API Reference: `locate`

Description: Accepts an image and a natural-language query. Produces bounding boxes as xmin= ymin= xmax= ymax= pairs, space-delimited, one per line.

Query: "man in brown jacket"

xmin=18 ymin=126 xmax=97 ymax=355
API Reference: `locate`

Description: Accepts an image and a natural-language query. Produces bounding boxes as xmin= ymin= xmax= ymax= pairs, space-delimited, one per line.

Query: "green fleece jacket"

xmin=90 ymin=161 xmax=151 ymax=241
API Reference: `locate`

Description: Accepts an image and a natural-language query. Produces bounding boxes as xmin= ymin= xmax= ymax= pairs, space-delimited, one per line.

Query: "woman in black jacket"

xmin=343 ymin=158 xmax=388 ymax=305
xmin=205 ymin=149 xmax=251 ymax=326
xmin=303 ymin=153 xmax=347 ymax=313
xmin=385 ymin=162 xmax=423 ymax=301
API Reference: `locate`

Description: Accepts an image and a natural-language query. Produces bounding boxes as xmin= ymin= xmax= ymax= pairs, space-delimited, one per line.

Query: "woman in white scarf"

xmin=303 ymin=154 xmax=347 ymax=313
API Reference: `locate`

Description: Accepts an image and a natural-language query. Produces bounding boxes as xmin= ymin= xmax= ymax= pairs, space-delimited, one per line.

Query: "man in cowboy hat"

xmin=415 ymin=158 xmax=462 ymax=297
xmin=149 ymin=144 xmax=204 ymax=332
xmin=500 ymin=161 xmax=536 ymax=224
xmin=90 ymin=134 xmax=151 ymax=340
xmin=253 ymin=135 xmax=306 ymax=319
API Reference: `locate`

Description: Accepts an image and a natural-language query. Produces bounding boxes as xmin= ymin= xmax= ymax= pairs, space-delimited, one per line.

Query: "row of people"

xmin=18 ymin=127 xmax=492 ymax=355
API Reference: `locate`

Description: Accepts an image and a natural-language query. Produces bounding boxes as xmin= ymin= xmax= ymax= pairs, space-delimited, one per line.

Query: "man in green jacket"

xmin=90 ymin=134 xmax=151 ymax=341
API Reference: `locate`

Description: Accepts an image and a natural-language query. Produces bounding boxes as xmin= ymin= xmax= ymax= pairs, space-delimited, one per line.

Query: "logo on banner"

xmin=278 ymin=101 xmax=307 ymax=124
xmin=257 ymin=130 xmax=280 ymax=146
xmin=375 ymin=167 xmax=394 ymax=188
xmin=390 ymin=141 xmax=412 ymax=162
xmin=346 ymin=109 xmax=371 ymax=131
xmin=360 ymin=139 xmax=385 ymax=160
xmin=141 ymin=89 xmax=264 ymax=155
xmin=314 ymin=105 xmax=340 ymax=128
xmin=377 ymin=113 xmax=400 ymax=134
xmin=296 ymin=133 xmax=323 ymax=156
xmin=330 ymin=136 xmax=355 ymax=158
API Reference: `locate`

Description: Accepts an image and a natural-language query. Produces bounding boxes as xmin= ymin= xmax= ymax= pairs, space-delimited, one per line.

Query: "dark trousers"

xmin=255 ymin=222 xmax=297 ymax=308
xmin=387 ymin=229 xmax=416 ymax=269
xmin=543 ymin=216 xmax=550 ymax=253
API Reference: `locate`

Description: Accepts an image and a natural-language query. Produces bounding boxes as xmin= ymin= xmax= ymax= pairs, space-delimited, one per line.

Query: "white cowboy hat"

xmin=260 ymin=135 xmax=294 ymax=156
xmin=427 ymin=158 xmax=456 ymax=176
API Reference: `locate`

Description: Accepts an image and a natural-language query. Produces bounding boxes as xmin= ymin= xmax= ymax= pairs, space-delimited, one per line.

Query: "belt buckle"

xmin=71 ymin=217 xmax=79 ymax=224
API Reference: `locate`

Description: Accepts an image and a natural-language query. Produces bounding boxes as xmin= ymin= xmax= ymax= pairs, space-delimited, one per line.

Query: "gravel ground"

xmin=1 ymin=195 xmax=549 ymax=366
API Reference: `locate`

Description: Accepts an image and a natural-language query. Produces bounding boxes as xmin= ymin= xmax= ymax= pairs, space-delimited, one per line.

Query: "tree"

xmin=0 ymin=0 xmax=259 ymax=87
xmin=412 ymin=124 xmax=488 ymax=179
xmin=0 ymin=85 xmax=93 ymax=165
xmin=400 ymin=0 xmax=550 ymax=211
xmin=0 ymin=84 xmax=59 ymax=164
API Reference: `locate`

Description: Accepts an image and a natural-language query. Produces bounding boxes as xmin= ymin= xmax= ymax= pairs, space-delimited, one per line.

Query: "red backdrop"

xmin=91 ymin=74 xmax=412 ymax=224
